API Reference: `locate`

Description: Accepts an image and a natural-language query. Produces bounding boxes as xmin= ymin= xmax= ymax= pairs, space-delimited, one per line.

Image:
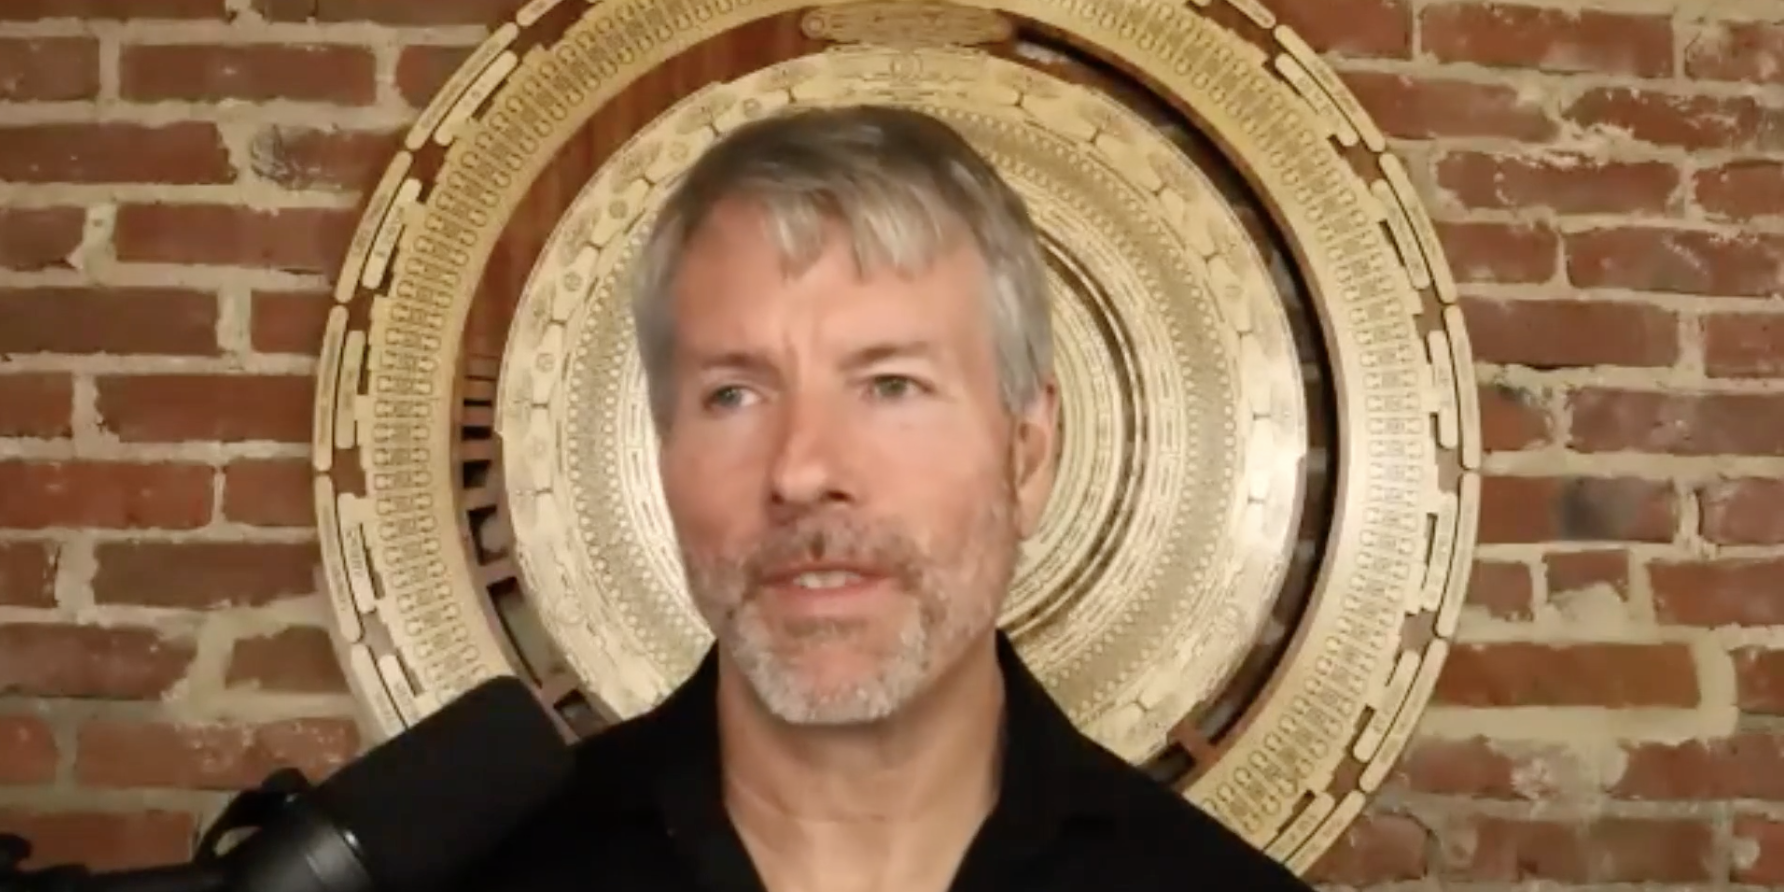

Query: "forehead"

xmin=667 ymin=198 xmax=989 ymax=341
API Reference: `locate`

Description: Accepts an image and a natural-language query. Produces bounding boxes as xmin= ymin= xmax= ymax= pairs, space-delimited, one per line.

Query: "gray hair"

xmin=628 ymin=103 xmax=1053 ymax=429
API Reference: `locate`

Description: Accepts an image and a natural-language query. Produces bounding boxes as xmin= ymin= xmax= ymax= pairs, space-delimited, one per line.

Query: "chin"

xmin=743 ymin=643 xmax=933 ymax=726
xmin=769 ymin=638 xmax=900 ymax=685
xmin=762 ymin=678 xmax=917 ymax=727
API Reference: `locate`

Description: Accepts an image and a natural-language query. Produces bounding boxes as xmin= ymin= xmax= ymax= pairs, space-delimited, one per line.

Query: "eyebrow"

xmin=691 ymin=350 xmax=775 ymax=376
xmin=841 ymin=341 xmax=935 ymax=371
xmin=690 ymin=341 xmax=937 ymax=376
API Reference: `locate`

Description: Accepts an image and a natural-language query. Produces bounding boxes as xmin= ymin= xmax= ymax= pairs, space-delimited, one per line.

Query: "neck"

xmin=716 ymin=635 xmax=1005 ymax=891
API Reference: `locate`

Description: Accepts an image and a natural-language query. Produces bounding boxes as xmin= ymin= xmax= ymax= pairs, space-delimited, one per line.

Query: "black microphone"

xmin=1 ymin=675 xmax=573 ymax=892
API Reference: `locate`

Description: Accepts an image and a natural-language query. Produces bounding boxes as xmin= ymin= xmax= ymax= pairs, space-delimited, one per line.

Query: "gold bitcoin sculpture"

xmin=503 ymin=46 xmax=1308 ymax=761
xmin=312 ymin=0 xmax=1479 ymax=873
xmin=802 ymin=1 xmax=1015 ymax=44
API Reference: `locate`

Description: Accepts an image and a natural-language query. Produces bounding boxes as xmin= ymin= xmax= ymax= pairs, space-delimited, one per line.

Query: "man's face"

xmin=655 ymin=197 xmax=1057 ymax=726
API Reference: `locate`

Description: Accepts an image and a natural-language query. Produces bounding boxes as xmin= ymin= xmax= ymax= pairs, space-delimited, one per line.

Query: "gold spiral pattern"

xmin=498 ymin=46 xmax=1306 ymax=764
xmin=312 ymin=0 xmax=1480 ymax=873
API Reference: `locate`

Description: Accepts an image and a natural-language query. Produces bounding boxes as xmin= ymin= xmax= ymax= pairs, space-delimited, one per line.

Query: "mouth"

xmin=755 ymin=563 xmax=893 ymax=599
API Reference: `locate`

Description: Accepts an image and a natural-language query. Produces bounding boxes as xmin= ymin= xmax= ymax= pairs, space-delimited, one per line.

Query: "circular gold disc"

xmin=499 ymin=46 xmax=1306 ymax=765
xmin=311 ymin=0 xmax=1482 ymax=873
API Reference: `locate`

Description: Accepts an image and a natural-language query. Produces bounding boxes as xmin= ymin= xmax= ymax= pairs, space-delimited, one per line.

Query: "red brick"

xmin=251 ymin=289 xmax=333 ymax=355
xmin=114 ymin=204 xmax=354 ymax=273
xmin=77 ymin=717 xmax=358 ymax=790
xmin=1463 ymin=297 xmax=1675 ymax=368
xmin=1393 ymin=737 xmax=1519 ymax=798
xmin=1734 ymin=816 xmax=1784 ymax=885
xmin=255 ymin=0 xmax=525 ymax=24
xmin=1568 ymin=227 xmax=1784 ymax=297
xmin=223 ymin=459 xmax=314 ymax=527
xmin=1652 ymin=558 xmax=1784 ymax=627
xmin=0 ymin=38 xmax=99 ymax=100
xmin=1307 ymin=813 xmax=1428 ymax=885
xmin=0 ymin=207 xmax=83 ymax=270
xmin=0 ymin=542 xmax=57 ymax=608
xmin=0 ymin=373 xmax=73 ymax=438
xmin=1545 ymin=550 xmax=1627 ymax=600
xmin=0 ymin=287 xmax=218 ymax=356
xmin=0 ymin=810 xmax=194 ymax=871
xmin=1398 ymin=738 xmax=1614 ymax=802
xmin=0 ymin=461 xmax=211 ymax=530
xmin=1685 ymin=21 xmax=1784 ymax=85
xmin=1433 ymin=642 xmax=1698 ymax=708
xmin=396 ymin=45 xmax=473 ymax=108
xmin=1564 ymin=87 xmax=1784 ymax=151
xmin=252 ymin=0 xmax=312 ymax=18
xmin=1477 ymin=383 xmax=1550 ymax=451
xmin=0 ymin=624 xmax=194 ymax=700
xmin=0 ymin=123 xmax=233 ymax=184
xmin=1437 ymin=151 xmax=1679 ymax=215
xmin=1446 ymin=816 xmax=1714 ymax=883
xmin=0 ymin=715 xmax=56 ymax=785
xmin=1272 ymin=0 xmax=1411 ymax=58
xmin=1478 ymin=475 xmax=1676 ymax=543
xmin=1436 ymin=222 xmax=1557 ymax=284
xmin=1700 ymin=478 xmax=1784 ymax=545
xmin=1465 ymin=560 xmax=1533 ymax=620
xmin=250 ymin=126 xmax=400 ymax=192
xmin=1735 ymin=649 xmax=1784 ymax=716
xmin=0 ymin=0 xmax=222 ymax=19
xmin=1704 ymin=312 xmax=1784 ymax=378
xmin=1570 ymin=390 xmax=1784 ymax=456
xmin=1695 ymin=160 xmax=1784 ymax=221
xmin=1341 ymin=71 xmax=1557 ymax=141
xmin=122 ymin=44 xmax=376 ymax=105
xmin=1615 ymin=733 xmax=1784 ymax=800
xmin=97 ymin=375 xmax=313 ymax=443
xmin=1421 ymin=4 xmax=1672 ymax=76
xmin=226 ymin=627 xmax=346 ymax=693
xmin=93 ymin=541 xmax=319 ymax=610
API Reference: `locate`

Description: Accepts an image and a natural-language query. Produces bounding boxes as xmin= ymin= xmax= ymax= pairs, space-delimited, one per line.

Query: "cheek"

xmin=873 ymin=433 xmax=1011 ymax=545
xmin=660 ymin=440 xmax=761 ymax=549
xmin=880 ymin=416 xmax=1009 ymax=493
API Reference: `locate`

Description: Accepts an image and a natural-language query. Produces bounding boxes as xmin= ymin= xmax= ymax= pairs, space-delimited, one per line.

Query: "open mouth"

xmin=755 ymin=563 xmax=897 ymax=608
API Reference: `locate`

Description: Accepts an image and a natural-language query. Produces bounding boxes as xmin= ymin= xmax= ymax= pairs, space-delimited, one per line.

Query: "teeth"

xmin=792 ymin=571 xmax=862 ymax=589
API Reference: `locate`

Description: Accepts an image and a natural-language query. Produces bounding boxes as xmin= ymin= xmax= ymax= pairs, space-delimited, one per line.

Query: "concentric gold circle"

xmin=498 ymin=46 xmax=1305 ymax=765
xmin=312 ymin=0 xmax=1481 ymax=873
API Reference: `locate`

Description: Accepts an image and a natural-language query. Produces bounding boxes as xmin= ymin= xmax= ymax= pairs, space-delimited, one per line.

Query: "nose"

xmin=767 ymin=392 xmax=852 ymax=514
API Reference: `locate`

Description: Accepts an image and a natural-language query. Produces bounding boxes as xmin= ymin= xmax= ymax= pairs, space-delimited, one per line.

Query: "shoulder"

xmin=446 ymin=712 xmax=681 ymax=891
xmin=1102 ymin=779 xmax=1317 ymax=890
xmin=565 ymin=705 xmax=682 ymax=797
xmin=1065 ymin=747 xmax=1314 ymax=890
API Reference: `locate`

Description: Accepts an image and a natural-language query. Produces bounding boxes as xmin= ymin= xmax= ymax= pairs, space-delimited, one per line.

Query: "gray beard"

xmin=683 ymin=485 xmax=1018 ymax=726
xmin=725 ymin=610 xmax=937 ymax=725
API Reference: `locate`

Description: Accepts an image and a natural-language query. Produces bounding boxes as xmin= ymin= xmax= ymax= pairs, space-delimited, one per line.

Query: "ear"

xmin=1010 ymin=376 xmax=1060 ymax=539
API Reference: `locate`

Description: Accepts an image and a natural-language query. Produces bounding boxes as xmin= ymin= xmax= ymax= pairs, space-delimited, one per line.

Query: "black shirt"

xmin=456 ymin=634 xmax=1314 ymax=891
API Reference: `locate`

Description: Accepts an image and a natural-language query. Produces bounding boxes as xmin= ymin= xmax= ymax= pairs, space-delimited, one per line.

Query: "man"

xmin=465 ymin=104 xmax=1314 ymax=892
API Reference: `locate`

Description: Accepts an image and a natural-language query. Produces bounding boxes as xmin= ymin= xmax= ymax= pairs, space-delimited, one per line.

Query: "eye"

xmin=702 ymin=385 xmax=755 ymax=411
xmin=867 ymin=375 xmax=921 ymax=400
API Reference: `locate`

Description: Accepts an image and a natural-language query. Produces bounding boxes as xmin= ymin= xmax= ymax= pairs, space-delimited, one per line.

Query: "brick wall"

xmin=0 ymin=0 xmax=1780 ymax=886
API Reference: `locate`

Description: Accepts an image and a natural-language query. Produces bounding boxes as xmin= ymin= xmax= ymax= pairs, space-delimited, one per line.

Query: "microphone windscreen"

xmin=310 ymin=675 xmax=574 ymax=892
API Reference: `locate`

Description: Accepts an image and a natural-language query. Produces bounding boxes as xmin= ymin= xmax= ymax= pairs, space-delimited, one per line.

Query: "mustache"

xmin=741 ymin=515 xmax=920 ymax=584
